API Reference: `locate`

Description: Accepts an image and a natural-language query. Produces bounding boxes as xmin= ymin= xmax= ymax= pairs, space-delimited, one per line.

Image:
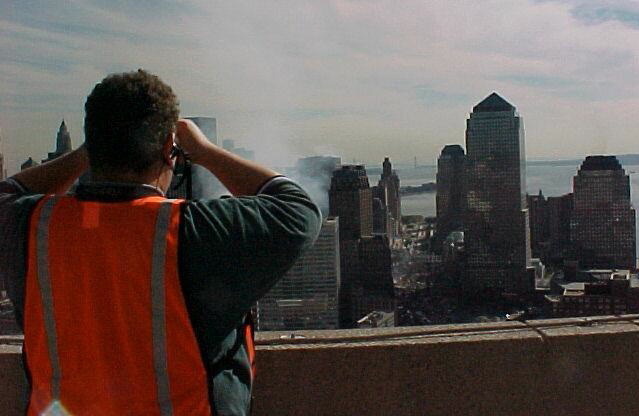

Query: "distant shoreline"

xmin=375 ymin=154 xmax=639 ymax=170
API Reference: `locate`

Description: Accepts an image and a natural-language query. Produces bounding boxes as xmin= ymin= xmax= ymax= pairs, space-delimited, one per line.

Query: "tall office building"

xmin=527 ymin=190 xmax=549 ymax=259
xmin=329 ymin=165 xmax=373 ymax=240
xmin=168 ymin=116 xmax=220 ymax=199
xmin=329 ymin=165 xmax=394 ymax=327
xmin=42 ymin=120 xmax=72 ymax=163
xmin=371 ymin=186 xmax=392 ymax=237
xmin=571 ymin=156 xmax=636 ymax=269
xmin=354 ymin=235 xmax=396 ymax=321
xmin=435 ymin=145 xmax=466 ymax=250
xmin=377 ymin=157 xmax=401 ymax=237
xmin=257 ymin=218 xmax=341 ymax=330
xmin=547 ymin=193 xmax=574 ymax=261
xmin=463 ymin=93 xmax=532 ymax=295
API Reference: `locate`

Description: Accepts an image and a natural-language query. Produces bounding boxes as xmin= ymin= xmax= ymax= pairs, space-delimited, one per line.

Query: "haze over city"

xmin=2 ymin=0 xmax=639 ymax=173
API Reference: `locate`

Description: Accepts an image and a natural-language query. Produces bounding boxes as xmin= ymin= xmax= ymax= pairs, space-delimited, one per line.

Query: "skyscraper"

xmin=329 ymin=165 xmax=373 ymax=240
xmin=42 ymin=120 xmax=72 ymax=163
xmin=571 ymin=156 xmax=636 ymax=269
xmin=371 ymin=186 xmax=392 ymax=237
xmin=329 ymin=165 xmax=394 ymax=327
xmin=547 ymin=193 xmax=574 ymax=262
xmin=527 ymin=190 xmax=549 ymax=259
xmin=257 ymin=218 xmax=341 ymax=330
xmin=355 ymin=235 xmax=396 ymax=321
xmin=434 ymin=144 xmax=466 ymax=250
xmin=377 ymin=157 xmax=401 ymax=237
xmin=463 ymin=93 xmax=532 ymax=295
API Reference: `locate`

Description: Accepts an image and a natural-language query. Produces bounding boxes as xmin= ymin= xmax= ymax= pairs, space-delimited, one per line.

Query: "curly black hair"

xmin=84 ymin=69 xmax=179 ymax=174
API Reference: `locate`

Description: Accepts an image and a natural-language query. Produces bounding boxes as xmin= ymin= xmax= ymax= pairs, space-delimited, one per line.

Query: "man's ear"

xmin=162 ymin=132 xmax=175 ymax=167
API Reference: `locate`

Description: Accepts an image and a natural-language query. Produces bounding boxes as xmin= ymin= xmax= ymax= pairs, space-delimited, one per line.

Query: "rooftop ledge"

xmin=4 ymin=316 xmax=639 ymax=415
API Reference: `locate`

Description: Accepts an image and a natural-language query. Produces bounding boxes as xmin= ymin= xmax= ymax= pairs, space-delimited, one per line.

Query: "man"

xmin=0 ymin=70 xmax=321 ymax=415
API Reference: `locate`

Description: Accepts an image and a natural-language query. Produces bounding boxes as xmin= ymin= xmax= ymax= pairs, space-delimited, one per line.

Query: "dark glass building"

xmin=527 ymin=190 xmax=549 ymax=259
xmin=329 ymin=165 xmax=373 ymax=241
xmin=435 ymin=144 xmax=466 ymax=250
xmin=547 ymin=193 xmax=574 ymax=262
xmin=571 ymin=156 xmax=636 ymax=269
xmin=329 ymin=165 xmax=394 ymax=327
xmin=463 ymin=93 xmax=532 ymax=295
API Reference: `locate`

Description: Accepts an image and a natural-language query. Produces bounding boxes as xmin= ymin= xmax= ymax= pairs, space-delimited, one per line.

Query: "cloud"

xmin=1 ymin=0 xmax=639 ymax=173
xmin=543 ymin=0 xmax=639 ymax=29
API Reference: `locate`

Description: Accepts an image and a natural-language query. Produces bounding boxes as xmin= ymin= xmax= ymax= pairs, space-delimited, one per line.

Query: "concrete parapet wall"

xmin=3 ymin=317 xmax=639 ymax=415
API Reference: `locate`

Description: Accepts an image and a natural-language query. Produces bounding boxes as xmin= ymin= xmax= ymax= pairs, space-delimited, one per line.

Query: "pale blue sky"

xmin=2 ymin=0 xmax=639 ymax=173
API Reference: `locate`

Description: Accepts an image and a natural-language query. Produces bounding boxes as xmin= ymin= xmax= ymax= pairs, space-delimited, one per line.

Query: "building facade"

xmin=257 ymin=218 xmax=341 ymax=330
xmin=546 ymin=193 xmax=574 ymax=263
xmin=329 ymin=165 xmax=373 ymax=240
xmin=435 ymin=144 xmax=466 ymax=250
xmin=329 ymin=165 xmax=395 ymax=327
xmin=354 ymin=235 xmax=396 ymax=321
xmin=371 ymin=187 xmax=392 ymax=237
xmin=545 ymin=270 xmax=639 ymax=317
xmin=570 ymin=156 xmax=636 ymax=269
xmin=377 ymin=157 xmax=401 ymax=237
xmin=463 ymin=93 xmax=532 ymax=296
xmin=527 ymin=190 xmax=549 ymax=259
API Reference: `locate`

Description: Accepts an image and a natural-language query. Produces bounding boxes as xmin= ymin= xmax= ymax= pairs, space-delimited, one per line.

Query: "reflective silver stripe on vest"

xmin=36 ymin=196 xmax=62 ymax=400
xmin=151 ymin=202 xmax=174 ymax=416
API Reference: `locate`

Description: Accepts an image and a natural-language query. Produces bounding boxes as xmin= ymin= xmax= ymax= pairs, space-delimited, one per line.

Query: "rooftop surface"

xmin=580 ymin=155 xmax=622 ymax=171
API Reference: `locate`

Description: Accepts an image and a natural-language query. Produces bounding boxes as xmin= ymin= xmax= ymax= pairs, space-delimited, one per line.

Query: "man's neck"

xmin=91 ymin=174 xmax=157 ymax=186
xmin=91 ymin=166 xmax=171 ymax=193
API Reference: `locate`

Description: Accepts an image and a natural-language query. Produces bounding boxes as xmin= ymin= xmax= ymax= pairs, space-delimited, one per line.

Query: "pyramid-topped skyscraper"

xmin=463 ymin=93 xmax=532 ymax=296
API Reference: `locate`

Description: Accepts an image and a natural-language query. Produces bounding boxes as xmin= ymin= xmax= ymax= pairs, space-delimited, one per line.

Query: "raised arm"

xmin=10 ymin=146 xmax=89 ymax=194
xmin=175 ymin=119 xmax=279 ymax=196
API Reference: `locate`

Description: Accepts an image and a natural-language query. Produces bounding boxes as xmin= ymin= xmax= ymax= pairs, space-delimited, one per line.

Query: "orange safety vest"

xmin=24 ymin=195 xmax=214 ymax=415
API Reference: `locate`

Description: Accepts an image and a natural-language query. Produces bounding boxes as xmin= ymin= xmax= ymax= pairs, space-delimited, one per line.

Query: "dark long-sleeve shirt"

xmin=0 ymin=176 xmax=321 ymax=415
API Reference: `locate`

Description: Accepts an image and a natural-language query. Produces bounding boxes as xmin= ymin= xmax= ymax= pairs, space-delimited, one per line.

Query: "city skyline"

xmin=3 ymin=1 xmax=639 ymax=174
